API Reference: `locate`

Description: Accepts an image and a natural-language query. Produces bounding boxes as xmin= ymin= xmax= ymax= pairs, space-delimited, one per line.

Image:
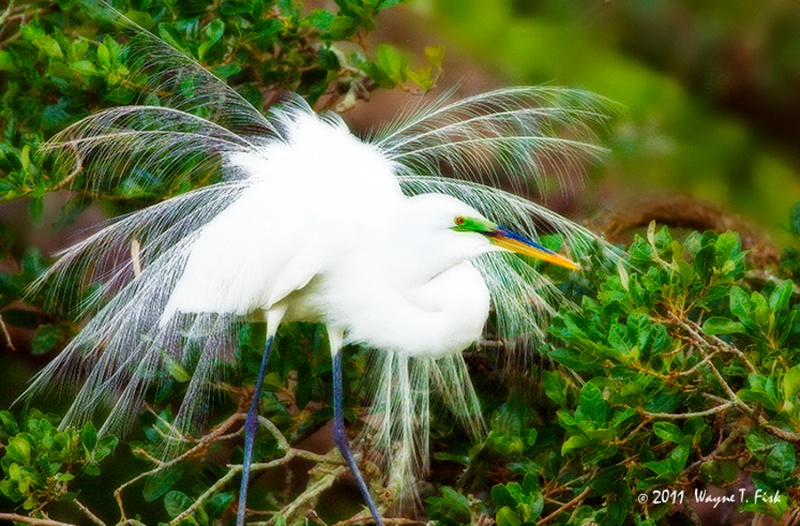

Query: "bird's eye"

xmin=455 ymin=216 xmax=466 ymax=226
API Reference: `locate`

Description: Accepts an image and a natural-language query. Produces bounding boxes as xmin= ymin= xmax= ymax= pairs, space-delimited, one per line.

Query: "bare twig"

xmin=115 ymin=412 xmax=245 ymax=520
xmin=332 ymin=516 xmax=426 ymax=526
xmin=171 ymin=413 xmax=350 ymax=526
xmin=685 ymin=425 xmax=746 ymax=473
xmin=73 ymin=499 xmax=106 ymax=526
xmin=0 ymin=313 xmax=16 ymax=351
xmin=0 ymin=0 xmax=15 ymax=29
xmin=169 ymin=466 xmax=241 ymax=525
xmin=676 ymin=349 xmax=719 ymax=376
xmin=757 ymin=415 xmax=800 ymax=443
xmin=668 ymin=313 xmax=757 ymax=374
xmin=536 ymin=486 xmax=593 ymax=525
xmin=0 ymin=513 xmax=74 ymax=526
xmin=643 ymin=400 xmax=737 ymax=420
xmin=267 ymin=468 xmax=346 ymax=526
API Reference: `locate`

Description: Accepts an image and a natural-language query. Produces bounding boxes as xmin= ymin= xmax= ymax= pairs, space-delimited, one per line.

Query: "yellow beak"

xmin=489 ymin=227 xmax=580 ymax=271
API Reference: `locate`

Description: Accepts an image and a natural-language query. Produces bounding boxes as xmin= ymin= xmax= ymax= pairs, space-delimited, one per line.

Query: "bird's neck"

xmin=383 ymin=231 xmax=488 ymax=288
xmin=345 ymin=259 xmax=491 ymax=358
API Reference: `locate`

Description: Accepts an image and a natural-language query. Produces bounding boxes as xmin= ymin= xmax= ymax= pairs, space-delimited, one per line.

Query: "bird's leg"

xmin=331 ymin=332 xmax=385 ymax=526
xmin=237 ymin=333 xmax=273 ymax=526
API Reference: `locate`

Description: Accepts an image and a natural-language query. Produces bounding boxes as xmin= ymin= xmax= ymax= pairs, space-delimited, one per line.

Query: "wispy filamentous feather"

xmin=22 ymin=4 xmax=616 ymax=511
xmin=375 ymin=86 xmax=609 ymax=196
xmin=363 ymin=352 xmax=482 ymax=510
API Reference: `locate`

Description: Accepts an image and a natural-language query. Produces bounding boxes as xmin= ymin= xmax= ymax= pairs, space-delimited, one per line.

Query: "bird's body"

xmin=163 ymin=112 xmax=496 ymax=360
xmin=162 ymin=112 xmax=404 ymax=321
xmin=22 ymin=14 xmax=615 ymax=524
xmin=292 ymin=196 xmax=493 ymax=358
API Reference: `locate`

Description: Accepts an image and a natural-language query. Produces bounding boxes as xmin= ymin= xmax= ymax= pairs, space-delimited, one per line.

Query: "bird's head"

xmin=395 ymin=194 xmax=579 ymax=274
xmin=451 ymin=213 xmax=580 ymax=270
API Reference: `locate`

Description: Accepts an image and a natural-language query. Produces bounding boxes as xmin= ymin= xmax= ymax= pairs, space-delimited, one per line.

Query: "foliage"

xmin=0 ymin=0 xmax=441 ymax=204
xmin=0 ymin=409 xmax=117 ymax=513
xmin=427 ymin=224 xmax=800 ymax=525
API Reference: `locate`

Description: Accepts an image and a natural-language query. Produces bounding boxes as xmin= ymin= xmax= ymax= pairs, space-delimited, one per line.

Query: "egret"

xmin=21 ymin=14 xmax=612 ymax=526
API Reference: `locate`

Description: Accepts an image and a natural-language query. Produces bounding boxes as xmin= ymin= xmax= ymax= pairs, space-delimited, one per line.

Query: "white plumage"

xmin=21 ymin=11 xmax=617 ymax=524
xmin=162 ymin=111 xmax=404 ymax=321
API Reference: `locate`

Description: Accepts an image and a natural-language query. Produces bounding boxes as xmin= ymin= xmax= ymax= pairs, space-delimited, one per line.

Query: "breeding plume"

xmin=23 ymin=13 xmax=613 ymax=526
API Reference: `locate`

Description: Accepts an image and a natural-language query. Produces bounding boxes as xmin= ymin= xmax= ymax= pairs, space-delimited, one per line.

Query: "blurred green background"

xmin=372 ymin=0 xmax=800 ymax=246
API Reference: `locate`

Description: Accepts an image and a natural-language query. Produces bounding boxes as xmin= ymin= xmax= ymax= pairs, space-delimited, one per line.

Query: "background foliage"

xmin=1 ymin=1 xmax=799 ymax=525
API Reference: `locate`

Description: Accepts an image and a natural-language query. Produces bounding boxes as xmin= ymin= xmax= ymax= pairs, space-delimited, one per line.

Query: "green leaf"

xmin=67 ymin=39 xmax=89 ymax=63
xmin=124 ymin=10 xmax=154 ymax=29
xmin=158 ymin=24 xmax=189 ymax=54
xmin=784 ymin=366 xmax=800 ymax=401
xmin=198 ymin=20 xmax=225 ymax=61
xmin=492 ymin=484 xmax=516 ymax=508
xmin=729 ymin=286 xmax=752 ymax=327
xmin=81 ymin=422 xmax=98 ymax=450
xmin=744 ymin=428 xmax=780 ymax=460
xmin=0 ymin=50 xmax=16 ymax=72
xmin=7 ymin=436 xmax=32 ymax=464
xmin=41 ymin=102 xmax=72 ymax=131
xmin=643 ymin=444 xmax=690 ymax=479
xmin=561 ymin=435 xmax=592 ymax=455
xmin=702 ymin=316 xmax=744 ymax=335
xmin=653 ymin=421 xmax=684 ymax=444
xmin=20 ymin=21 xmax=46 ymax=42
xmin=426 ymin=486 xmax=471 ymax=523
xmin=327 ymin=15 xmax=355 ymax=39
xmin=375 ymin=44 xmax=407 ymax=83
xmin=306 ymin=9 xmax=335 ymax=30
xmin=21 ymin=247 xmax=46 ymax=279
xmin=143 ymin=465 xmax=184 ymax=502
xmin=768 ymin=280 xmax=792 ymax=311
xmin=54 ymin=472 xmax=75 ymax=482
xmin=714 ymin=231 xmax=741 ymax=266
xmin=0 ymin=411 xmax=20 ymax=435
xmin=93 ymin=435 xmax=118 ymax=462
xmin=164 ymin=490 xmax=194 ymax=518
xmin=31 ymin=325 xmax=64 ymax=355
xmin=589 ymin=466 xmax=625 ymax=493
xmin=542 ymin=371 xmax=568 ymax=406
xmin=496 ymin=506 xmax=522 ymax=526
xmin=70 ymin=60 xmax=101 ymax=77
xmin=764 ymin=442 xmax=796 ymax=487
xmin=701 ymin=460 xmax=739 ymax=485
xmin=739 ymin=374 xmax=780 ymax=412
xmin=211 ymin=63 xmax=241 ymax=80
xmin=33 ymin=35 xmax=64 ymax=58
xmin=425 ymin=44 xmax=445 ymax=67
xmin=578 ymin=382 xmax=608 ymax=423
xmin=206 ymin=491 xmax=235 ymax=518
xmin=164 ymin=354 xmax=191 ymax=383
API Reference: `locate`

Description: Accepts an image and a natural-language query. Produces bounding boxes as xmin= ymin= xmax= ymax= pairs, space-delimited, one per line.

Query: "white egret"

xmin=21 ymin=12 xmax=613 ymax=526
